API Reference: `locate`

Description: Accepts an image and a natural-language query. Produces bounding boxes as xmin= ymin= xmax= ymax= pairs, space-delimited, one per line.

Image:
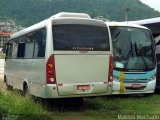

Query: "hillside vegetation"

xmin=0 ymin=19 xmax=23 ymax=32
xmin=0 ymin=0 xmax=160 ymax=27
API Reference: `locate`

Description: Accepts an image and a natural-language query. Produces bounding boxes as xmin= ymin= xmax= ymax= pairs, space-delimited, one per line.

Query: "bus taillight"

xmin=108 ymin=55 xmax=113 ymax=82
xmin=46 ymin=54 xmax=56 ymax=84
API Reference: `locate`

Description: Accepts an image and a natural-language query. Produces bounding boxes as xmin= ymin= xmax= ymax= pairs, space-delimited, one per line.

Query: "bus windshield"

xmin=52 ymin=24 xmax=110 ymax=51
xmin=110 ymin=26 xmax=156 ymax=72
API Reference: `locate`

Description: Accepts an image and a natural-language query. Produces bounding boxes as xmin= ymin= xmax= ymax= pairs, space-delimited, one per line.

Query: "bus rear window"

xmin=52 ymin=24 xmax=110 ymax=51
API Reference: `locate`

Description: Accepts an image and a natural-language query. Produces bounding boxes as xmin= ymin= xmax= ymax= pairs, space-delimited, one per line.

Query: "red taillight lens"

xmin=46 ymin=54 xmax=56 ymax=84
xmin=108 ymin=55 xmax=113 ymax=82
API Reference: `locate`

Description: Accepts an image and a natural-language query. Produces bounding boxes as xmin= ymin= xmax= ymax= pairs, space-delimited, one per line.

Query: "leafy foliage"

xmin=0 ymin=0 xmax=160 ymax=27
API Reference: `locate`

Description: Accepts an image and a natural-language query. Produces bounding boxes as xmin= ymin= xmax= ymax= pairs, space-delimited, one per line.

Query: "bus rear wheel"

xmin=6 ymin=84 xmax=13 ymax=91
xmin=23 ymin=84 xmax=29 ymax=98
xmin=4 ymin=76 xmax=13 ymax=91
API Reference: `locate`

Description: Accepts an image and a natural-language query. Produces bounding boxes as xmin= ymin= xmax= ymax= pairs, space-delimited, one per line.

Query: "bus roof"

xmin=129 ymin=17 xmax=160 ymax=36
xmin=51 ymin=12 xmax=91 ymax=19
xmin=105 ymin=21 xmax=149 ymax=30
xmin=129 ymin=17 xmax=160 ymax=25
xmin=10 ymin=12 xmax=93 ymax=40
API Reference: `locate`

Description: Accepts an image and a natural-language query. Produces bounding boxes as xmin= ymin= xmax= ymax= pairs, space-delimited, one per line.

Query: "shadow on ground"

xmin=35 ymin=97 xmax=100 ymax=112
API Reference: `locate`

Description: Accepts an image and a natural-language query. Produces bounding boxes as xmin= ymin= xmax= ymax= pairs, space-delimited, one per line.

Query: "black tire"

xmin=5 ymin=76 xmax=13 ymax=91
xmin=6 ymin=84 xmax=13 ymax=91
xmin=6 ymin=83 xmax=9 ymax=90
xmin=23 ymin=84 xmax=29 ymax=97
xmin=4 ymin=75 xmax=6 ymax=83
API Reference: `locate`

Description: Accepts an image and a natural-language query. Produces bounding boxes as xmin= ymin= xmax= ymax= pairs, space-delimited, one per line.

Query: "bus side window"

xmin=6 ymin=43 xmax=12 ymax=59
xmin=34 ymin=28 xmax=46 ymax=58
xmin=12 ymin=40 xmax=18 ymax=58
xmin=17 ymin=37 xmax=26 ymax=58
xmin=25 ymin=34 xmax=34 ymax=58
xmin=17 ymin=42 xmax=25 ymax=58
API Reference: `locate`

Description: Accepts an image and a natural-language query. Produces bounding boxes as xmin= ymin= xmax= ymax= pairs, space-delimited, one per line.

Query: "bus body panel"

xmin=54 ymin=54 xmax=109 ymax=95
xmin=5 ymin=59 xmax=46 ymax=90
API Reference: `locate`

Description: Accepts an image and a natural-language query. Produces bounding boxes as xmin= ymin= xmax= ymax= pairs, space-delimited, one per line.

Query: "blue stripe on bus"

xmin=113 ymin=69 xmax=156 ymax=79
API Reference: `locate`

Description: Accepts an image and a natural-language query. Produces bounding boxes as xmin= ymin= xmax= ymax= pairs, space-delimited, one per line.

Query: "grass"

xmin=85 ymin=95 xmax=160 ymax=114
xmin=0 ymin=91 xmax=50 ymax=120
xmin=28 ymin=94 xmax=160 ymax=120
xmin=1 ymin=90 xmax=160 ymax=120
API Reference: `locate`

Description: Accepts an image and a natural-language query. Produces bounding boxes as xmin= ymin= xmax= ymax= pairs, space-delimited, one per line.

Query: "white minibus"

xmin=4 ymin=12 xmax=113 ymax=98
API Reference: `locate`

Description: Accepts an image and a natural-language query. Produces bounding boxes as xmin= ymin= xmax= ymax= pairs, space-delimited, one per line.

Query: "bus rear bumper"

xmin=41 ymin=83 xmax=113 ymax=98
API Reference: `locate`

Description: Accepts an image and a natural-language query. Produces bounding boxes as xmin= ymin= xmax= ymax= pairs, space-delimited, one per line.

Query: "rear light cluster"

xmin=46 ymin=54 xmax=56 ymax=84
xmin=108 ymin=55 xmax=113 ymax=82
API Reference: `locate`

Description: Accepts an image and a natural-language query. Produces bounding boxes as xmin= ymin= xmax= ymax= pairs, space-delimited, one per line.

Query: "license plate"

xmin=77 ymin=85 xmax=90 ymax=90
xmin=132 ymin=84 xmax=141 ymax=88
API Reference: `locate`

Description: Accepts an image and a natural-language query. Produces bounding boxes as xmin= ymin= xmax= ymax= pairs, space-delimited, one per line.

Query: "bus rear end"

xmin=44 ymin=18 xmax=113 ymax=98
